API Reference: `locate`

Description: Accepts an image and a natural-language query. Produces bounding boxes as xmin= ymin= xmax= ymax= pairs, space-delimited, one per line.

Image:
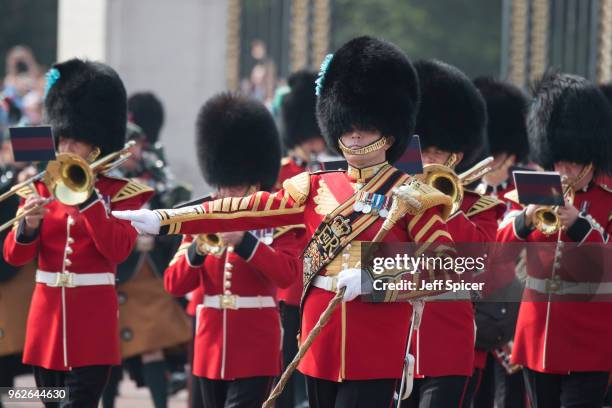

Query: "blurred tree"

xmin=331 ymin=0 xmax=502 ymax=78
xmin=0 ymin=0 xmax=58 ymax=77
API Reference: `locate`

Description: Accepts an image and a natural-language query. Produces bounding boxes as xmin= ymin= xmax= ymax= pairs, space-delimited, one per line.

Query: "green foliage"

xmin=331 ymin=0 xmax=502 ymax=78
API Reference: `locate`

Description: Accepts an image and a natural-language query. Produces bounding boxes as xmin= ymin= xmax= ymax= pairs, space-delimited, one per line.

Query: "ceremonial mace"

xmin=262 ymin=183 xmax=423 ymax=408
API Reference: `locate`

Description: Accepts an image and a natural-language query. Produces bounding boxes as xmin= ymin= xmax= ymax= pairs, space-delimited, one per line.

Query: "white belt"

xmin=202 ymin=295 xmax=276 ymax=310
xmin=526 ymin=277 xmax=612 ymax=295
xmin=36 ymin=270 xmax=115 ymax=288
xmin=312 ymin=275 xmax=338 ymax=292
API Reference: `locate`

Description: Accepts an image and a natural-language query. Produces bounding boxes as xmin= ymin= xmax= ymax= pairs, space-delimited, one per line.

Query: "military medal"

xmin=353 ymin=192 xmax=391 ymax=216
xmin=362 ymin=193 xmax=372 ymax=213
xmin=353 ymin=192 xmax=365 ymax=212
xmin=371 ymin=193 xmax=384 ymax=215
xmin=379 ymin=197 xmax=391 ymax=218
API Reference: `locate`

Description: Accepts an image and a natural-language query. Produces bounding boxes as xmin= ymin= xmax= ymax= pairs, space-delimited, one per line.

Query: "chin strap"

xmin=339 ymin=136 xmax=387 ymax=155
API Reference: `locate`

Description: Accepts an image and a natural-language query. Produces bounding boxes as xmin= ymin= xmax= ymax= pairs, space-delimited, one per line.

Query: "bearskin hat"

xmin=196 ymin=93 xmax=280 ymax=191
xmin=414 ymin=60 xmax=486 ymax=164
xmin=316 ymin=36 xmax=420 ymax=163
xmin=128 ymin=92 xmax=165 ymax=145
xmin=44 ymin=58 xmax=127 ymax=156
xmin=279 ymin=70 xmax=323 ymax=150
xmin=528 ymin=71 xmax=612 ymax=175
xmin=474 ymin=77 xmax=529 ymax=162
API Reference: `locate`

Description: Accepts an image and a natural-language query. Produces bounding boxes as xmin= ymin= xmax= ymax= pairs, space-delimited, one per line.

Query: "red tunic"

xmin=154 ymin=163 xmax=455 ymax=381
xmin=274 ymin=157 xmax=308 ymax=306
xmin=3 ymin=176 xmax=152 ymax=370
xmin=412 ymin=191 xmax=504 ymax=377
xmin=498 ymin=182 xmax=612 ymax=373
xmin=164 ymin=229 xmax=304 ymax=379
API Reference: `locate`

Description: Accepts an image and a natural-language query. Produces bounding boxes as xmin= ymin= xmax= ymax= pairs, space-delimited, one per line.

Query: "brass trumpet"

xmin=195 ymin=233 xmax=226 ymax=256
xmin=418 ymin=155 xmax=494 ymax=214
xmin=0 ymin=141 xmax=135 ymax=233
xmin=532 ymin=164 xmax=591 ymax=236
xmin=532 ymin=187 xmax=573 ymax=236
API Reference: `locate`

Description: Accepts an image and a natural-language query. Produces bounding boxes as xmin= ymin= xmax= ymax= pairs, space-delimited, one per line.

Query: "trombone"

xmin=0 ymin=141 xmax=135 ymax=233
xmin=418 ymin=155 xmax=494 ymax=214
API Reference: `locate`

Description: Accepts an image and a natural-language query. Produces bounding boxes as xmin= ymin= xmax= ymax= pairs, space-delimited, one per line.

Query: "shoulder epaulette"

xmin=282 ymin=172 xmax=311 ymax=205
xmin=111 ymin=180 xmax=154 ymax=203
xmin=281 ymin=157 xmax=291 ymax=166
xmin=503 ymin=189 xmax=521 ymax=206
xmin=273 ymin=224 xmax=306 ymax=239
xmin=466 ymin=194 xmax=504 ymax=218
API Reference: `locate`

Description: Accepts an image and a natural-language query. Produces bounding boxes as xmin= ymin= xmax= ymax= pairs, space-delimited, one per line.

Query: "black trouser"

xmin=102 ymin=359 xmax=168 ymax=408
xmin=400 ymin=376 xmax=470 ymax=408
xmin=198 ymin=376 xmax=273 ymax=408
xmin=523 ymin=368 xmax=609 ymax=408
xmin=0 ymin=354 xmax=31 ymax=408
xmin=470 ymin=353 xmax=526 ymax=408
xmin=276 ymin=302 xmax=307 ymax=408
xmin=306 ymin=376 xmax=397 ymax=408
xmin=0 ymin=354 xmax=30 ymax=387
xmin=33 ymin=364 xmax=111 ymax=408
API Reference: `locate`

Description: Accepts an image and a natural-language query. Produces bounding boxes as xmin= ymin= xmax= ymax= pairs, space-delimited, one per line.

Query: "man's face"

xmin=301 ymin=137 xmax=327 ymax=157
xmin=339 ymin=129 xmax=390 ymax=167
xmin=554 ymin=161 xmax=592 ymax=187
xmin=422 ymin=147 xmax=455 ymax=166
xmin=57 ymin=137 xmax=94 ymax=160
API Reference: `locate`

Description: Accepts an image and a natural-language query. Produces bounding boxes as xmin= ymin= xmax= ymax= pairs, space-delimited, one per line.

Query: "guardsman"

xmin=403 ymin=60 xmax=505 ymax=408
xmin=497 ymin=71 xmax=612 ymax=407
xmin=164 ymin=92 xmax=305 ymax=407
xmin=275 ymin=70 xmax=328 ymax=185
xmin=473 ymin=77 xmax=530 ymax=202
xmin=115 ymin=36 xmax=457 ymax=408
xmin=0 ymin=128 xmax=35 ymax=397
xmin=102 ymin=120 xmax=192 ymax=408
xmin=3 ymin=59 xmax=153 ymax=407
xmin=274 ymin=69 xmax=327 ymax=408
xmin=470 ymin=77 xmax=530 ymax=408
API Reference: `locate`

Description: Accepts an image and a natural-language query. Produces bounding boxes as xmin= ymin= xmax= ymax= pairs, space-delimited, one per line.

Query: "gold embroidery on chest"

xmin=314 ymin=179 xmax=340 ymax=215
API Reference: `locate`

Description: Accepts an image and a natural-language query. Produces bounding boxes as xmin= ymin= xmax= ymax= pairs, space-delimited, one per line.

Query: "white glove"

xmin=112 ymin=209 xmax=160 ymax=235
xmin=337 ymin=268 xmax=362 ymax=302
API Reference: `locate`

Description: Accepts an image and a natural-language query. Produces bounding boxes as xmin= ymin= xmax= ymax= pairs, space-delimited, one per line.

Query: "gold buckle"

xmin=220 ymin=295 xmax=238 ymax=310
xmin=545 ymin=276 xmax=561 ymax=294
xmin=55 ymin=272 xmax=75 ymax=288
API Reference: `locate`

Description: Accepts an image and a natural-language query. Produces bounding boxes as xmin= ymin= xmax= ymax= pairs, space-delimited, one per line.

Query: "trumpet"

xmin=195 ymin=233 xmax=226 ymax=256
xmin=418 ymin=155 xmax=494 ymax=214
xmin=0 ymin=141 xmax=135 ymax=233
xmin=532 ymin=164 xmax=591 ymax=236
